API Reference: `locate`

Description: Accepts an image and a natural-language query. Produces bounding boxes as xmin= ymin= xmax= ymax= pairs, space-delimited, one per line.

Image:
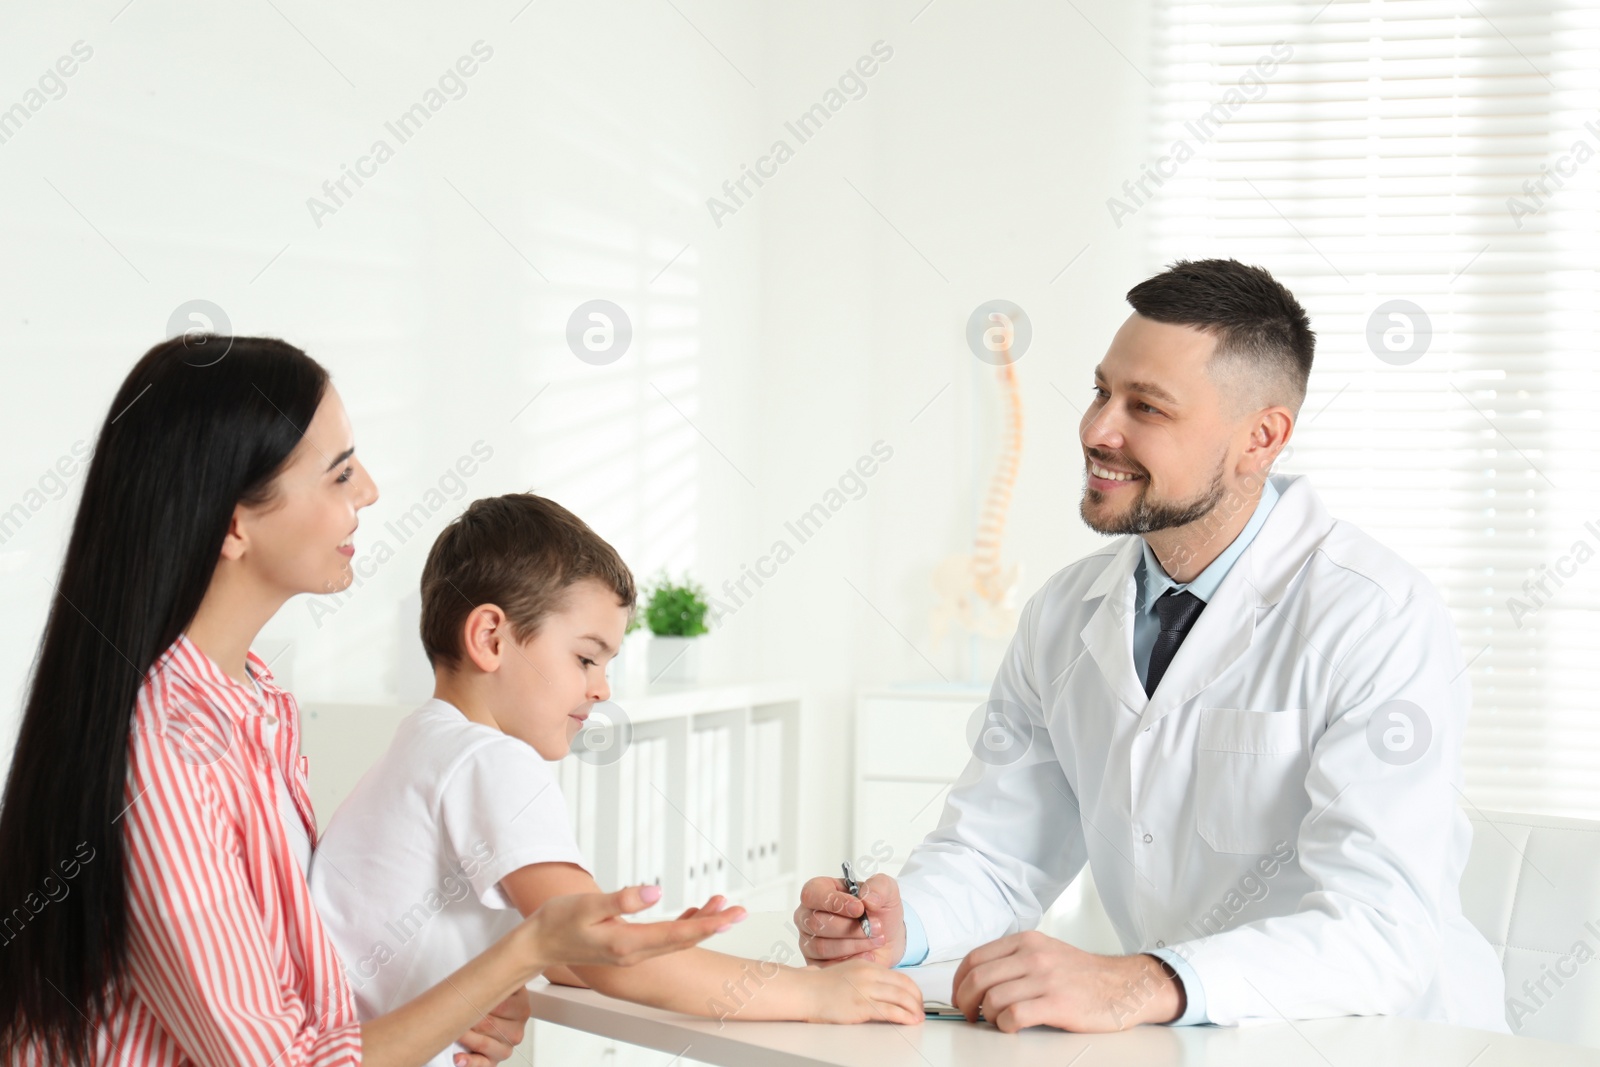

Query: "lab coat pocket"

xmin=1195 ymin=707 xmax=1309 ymax=855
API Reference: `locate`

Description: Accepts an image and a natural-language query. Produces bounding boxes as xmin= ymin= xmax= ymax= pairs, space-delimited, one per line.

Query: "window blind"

xmin=1146 ymin=0 xmax=1600 ymax=816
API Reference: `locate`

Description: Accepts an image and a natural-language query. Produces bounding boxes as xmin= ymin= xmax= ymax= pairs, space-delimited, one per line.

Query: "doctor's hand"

xmin=794 ymin=873 xmax=905 ymax=967
xmin=950 ymin=932 xmax=1183 ymax=1033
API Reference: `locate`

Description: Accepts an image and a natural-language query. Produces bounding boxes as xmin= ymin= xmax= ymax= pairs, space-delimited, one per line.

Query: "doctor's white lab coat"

xmin=897 ymin=474 xmax=1507 ymax=1029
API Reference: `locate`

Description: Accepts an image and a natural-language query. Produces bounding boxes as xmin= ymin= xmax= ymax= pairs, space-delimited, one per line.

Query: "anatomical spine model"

xmin=931 ymin=312 xmax=1023 ymax=643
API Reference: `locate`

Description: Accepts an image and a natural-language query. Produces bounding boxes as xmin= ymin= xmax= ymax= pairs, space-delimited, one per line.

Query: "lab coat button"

xmin=1143 ymin=833 xmax=1153 ymax=843
xmin=1156 ymin=940 xmax=1165 ymax=948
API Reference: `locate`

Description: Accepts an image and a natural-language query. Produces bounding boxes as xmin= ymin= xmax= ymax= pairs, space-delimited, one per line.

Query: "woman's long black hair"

xmin=0 ymin=335 xmax=330 ymax=1063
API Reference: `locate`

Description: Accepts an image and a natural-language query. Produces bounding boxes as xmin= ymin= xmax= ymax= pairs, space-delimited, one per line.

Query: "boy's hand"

xmin=522 ymin=884 xmax=745 ymax=969
xmin=451 ymin=988 xmax=531 ymax=1067
xmin=796 ymin=873 xmax=905 ymax=966
xmin=803 ymin=960 xmax=924 ymax=1025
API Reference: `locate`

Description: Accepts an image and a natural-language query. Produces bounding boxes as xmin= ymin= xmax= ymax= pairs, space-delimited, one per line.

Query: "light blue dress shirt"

xmin=898 ymin=479 xmax=1282 ymax=1028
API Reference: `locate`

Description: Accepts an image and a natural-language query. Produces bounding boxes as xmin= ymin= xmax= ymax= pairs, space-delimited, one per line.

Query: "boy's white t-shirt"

xmin=309 ymin=698 xmax=586 ymax=1056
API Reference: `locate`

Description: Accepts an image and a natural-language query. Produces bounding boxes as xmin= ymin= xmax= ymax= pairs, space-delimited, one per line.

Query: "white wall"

xmin=0 ymin=0 xmax=768 ymax=732
xmin=0 ymin=0 xmax=1153 ymax=880
xmin=741 ymin=0 xmax=1153 ymax=876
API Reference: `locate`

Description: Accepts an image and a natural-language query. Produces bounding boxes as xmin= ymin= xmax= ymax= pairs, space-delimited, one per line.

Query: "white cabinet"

xmin=557 ymin=683 xmax=802 ymax=918
xmin=535 ymin=684 xmax=801 ymax=1065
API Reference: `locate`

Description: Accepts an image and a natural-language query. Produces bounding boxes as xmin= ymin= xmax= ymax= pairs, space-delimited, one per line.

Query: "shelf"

xmin=603 ymin=679 xmax=802 ymax=724
xmin=558 ymin=684 xmax=802 ymax=916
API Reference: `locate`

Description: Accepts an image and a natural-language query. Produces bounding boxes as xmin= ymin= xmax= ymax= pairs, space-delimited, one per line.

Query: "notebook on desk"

xmin=903 ymin=961 xmax=974 ymax=1020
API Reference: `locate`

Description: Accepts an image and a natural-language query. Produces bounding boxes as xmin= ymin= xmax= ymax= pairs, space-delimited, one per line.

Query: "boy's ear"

xmin=460 ymin=604 xmax=510 ymax=672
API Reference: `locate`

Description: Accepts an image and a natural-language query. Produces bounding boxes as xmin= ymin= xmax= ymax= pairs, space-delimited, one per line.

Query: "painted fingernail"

xmin=716 ymin=923 xmax=733 ymax=932
xmin=640 ymin=884 xmax=662 ymax=903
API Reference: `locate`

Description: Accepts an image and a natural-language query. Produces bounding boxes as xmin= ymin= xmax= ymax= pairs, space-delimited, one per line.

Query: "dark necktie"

xmin=1145 ymin=589 xmax=1206 ymax=697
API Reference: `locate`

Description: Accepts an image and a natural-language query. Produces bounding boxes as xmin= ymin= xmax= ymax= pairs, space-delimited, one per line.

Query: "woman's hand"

xmin=803 ymin=960 xmax=925 ymax=1025
xmin=675 ymin=894 xmax=733 ymax=921
xmin=520 ymin=884 xmax=744 ymax=970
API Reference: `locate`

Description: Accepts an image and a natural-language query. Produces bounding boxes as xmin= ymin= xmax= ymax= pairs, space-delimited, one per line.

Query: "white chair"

xmin=1044 ymin=810 xmax=1600 ymax=1047
xmin=1461 ymin=809 xmax=1600 ymax=1047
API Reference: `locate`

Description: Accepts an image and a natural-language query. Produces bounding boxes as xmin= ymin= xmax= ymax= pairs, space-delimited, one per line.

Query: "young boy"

xmin=310 ymin=494 xmax=921 ymax=1065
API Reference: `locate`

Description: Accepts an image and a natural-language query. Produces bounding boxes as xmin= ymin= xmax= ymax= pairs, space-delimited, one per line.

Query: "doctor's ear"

xmin=1246 ymin=407 xmax=1294 ymax=460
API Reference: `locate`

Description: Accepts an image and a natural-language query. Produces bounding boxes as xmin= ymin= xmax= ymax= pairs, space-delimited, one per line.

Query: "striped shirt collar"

xmin=159 ymin=632 xmax=282 ymax=716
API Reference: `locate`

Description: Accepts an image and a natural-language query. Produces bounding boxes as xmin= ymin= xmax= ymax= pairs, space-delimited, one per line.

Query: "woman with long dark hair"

xmin=0 ymin=336 xmax=736 ymax=1066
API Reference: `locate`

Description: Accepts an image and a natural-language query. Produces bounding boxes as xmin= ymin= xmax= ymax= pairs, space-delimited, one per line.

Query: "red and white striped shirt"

xmin=77 ymin=634 xmax=362 ymax=1065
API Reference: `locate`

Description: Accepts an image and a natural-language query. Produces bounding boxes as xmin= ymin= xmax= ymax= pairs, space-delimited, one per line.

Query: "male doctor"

xmin=796 ymin=259 xmax=1506 ymax=1033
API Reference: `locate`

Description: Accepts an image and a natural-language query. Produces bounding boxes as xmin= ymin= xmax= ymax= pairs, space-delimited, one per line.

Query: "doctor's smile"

xmin=1084 ymin=454 xmax=1145 ymax=488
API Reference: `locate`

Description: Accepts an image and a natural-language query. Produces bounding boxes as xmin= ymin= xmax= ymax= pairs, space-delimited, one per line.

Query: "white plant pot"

xmin=608 ymin=629 xmax=648 ymax=694
xmin=646 ymin=635 xmax=701 ymax=685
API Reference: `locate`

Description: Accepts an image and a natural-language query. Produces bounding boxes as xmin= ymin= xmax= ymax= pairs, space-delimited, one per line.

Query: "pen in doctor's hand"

xmin=841 ymin=861 xmax=872 ymax=938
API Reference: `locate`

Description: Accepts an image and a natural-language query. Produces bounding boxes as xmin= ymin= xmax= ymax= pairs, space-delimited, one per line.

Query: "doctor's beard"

xmin=1080 ymin=454 xmax=1229 ymax=536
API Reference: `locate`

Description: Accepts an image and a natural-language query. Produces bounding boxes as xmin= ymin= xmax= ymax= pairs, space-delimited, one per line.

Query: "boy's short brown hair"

xmin=419 ymin=493 xmax=636 ymax=669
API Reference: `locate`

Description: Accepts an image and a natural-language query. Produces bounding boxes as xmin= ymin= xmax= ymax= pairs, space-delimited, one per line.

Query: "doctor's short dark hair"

xmin=419 ymin=493 xmax=636 ymax=669
xmin=1126 ymin=258 xmax=1315 ymax=413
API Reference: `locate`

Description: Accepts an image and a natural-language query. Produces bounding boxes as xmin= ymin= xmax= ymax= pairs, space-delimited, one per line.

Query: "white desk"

xmin=527 ymin=914 xmax=1600 ymax=1067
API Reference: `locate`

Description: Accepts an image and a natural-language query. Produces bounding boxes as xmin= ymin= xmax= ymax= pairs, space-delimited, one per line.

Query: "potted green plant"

xmin=643 ymin=573 xmax=709 ymax=684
